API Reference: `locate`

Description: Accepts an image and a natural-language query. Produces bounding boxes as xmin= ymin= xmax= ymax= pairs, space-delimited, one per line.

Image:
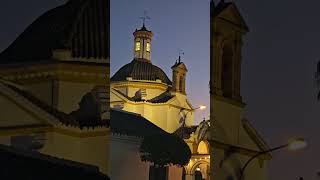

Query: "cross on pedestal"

xmin=178 ymin=49 xmax=184 ymax=63
xmin=139 ymin=10 xmax=150 ymax=27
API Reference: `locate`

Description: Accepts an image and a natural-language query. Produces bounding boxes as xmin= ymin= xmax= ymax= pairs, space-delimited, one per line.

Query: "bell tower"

xmin=133 ymin=26 xmax=153 ymax=61
xmin=210 ymin=0 xmax=248 ymax=102
xmin=133 ymin=12 xmax=153 ymax=62
xmin=171 ymin=56 xmax=188 ymax=94
xmin=210 ymin=0 xmax=250 ymax=144
xmin=210 ymin=1 xmax=250 ymax=179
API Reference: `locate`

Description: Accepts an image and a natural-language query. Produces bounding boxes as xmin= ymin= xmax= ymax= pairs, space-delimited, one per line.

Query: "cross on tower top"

xmin=178 ymin=49 xmax=184 ymax=63
xmin=140 ymin=10 xmax=150 ymax=27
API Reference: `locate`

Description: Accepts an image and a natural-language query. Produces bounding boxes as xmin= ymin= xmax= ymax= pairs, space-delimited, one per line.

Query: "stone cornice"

xmin=212 ymin=94 xmax=246 ymax=108
xmin=112 ymin=80 xmax=168 ymax=91
xmin=0 ymin=63 xmax=109 ymax=84
xmin=111 ymin=88 xmax=176 ymax=106
xmin=0 ymin=125 xmax=52 ymax=136
xmin=52 ymin=126 xmax=110 ymax=138
xmin=0 ymin=124 xmax=110 ymax=138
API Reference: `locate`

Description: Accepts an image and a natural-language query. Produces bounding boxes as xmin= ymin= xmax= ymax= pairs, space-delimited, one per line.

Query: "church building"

xmin=110 ymin=21 xmax=211 ymax=180
xmin=0 ymin=0 xmax=110 ymax=176
xmin=111 ymin=23 xmax=193 ymax=133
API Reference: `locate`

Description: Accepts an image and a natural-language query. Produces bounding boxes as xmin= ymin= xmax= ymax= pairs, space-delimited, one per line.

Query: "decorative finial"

xmin=178 ymin=49 xmax=184 ymax=63
xmin=140 ymin=10 xmax=150 ymax=27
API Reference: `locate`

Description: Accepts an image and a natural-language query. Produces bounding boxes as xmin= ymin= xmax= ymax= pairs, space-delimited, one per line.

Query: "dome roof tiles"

xmin=111 ymin=58 xmax=172 ymax=85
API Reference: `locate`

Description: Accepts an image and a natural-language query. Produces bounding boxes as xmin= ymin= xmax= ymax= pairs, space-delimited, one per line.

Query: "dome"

xmin=0 ymin=0 xmax=109 ymax=63
xmin=111 ymin=58 xmax=172 ymax=85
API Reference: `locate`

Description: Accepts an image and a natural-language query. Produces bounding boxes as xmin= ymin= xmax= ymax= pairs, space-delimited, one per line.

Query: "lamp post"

xmin=239 ymin=138 xmax=307 ymax=180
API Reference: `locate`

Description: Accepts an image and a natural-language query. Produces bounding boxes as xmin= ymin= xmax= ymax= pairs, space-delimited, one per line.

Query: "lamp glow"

xmin=287 ymin=138 xmax=307 ymax=151
xmin=199 ymin=105 xmax=206 ymax=110
xmin=239 ymin=137 xmax=307 ymax=180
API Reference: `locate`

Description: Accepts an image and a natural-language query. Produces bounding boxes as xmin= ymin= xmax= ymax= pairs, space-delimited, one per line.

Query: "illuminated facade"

xmin=0 ymin=0 xmax=110 ymax=176
xmin=111 ymin=24 xmax=194 ymax=133
xmin=110 ymin=23 xmax=211 ymax=179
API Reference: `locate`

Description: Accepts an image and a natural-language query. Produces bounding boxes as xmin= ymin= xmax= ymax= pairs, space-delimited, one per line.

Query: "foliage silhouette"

xmin=140 ymin=133 xmax=191 ymax=167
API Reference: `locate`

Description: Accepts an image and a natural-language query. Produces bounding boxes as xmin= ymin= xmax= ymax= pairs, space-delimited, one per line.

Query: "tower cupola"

xmin=133 ymin=24 xmax=153 ymax=62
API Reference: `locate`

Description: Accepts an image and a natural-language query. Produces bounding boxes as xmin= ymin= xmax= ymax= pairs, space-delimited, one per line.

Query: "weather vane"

xmin=140 ymin=10 xmax=150 ymax=27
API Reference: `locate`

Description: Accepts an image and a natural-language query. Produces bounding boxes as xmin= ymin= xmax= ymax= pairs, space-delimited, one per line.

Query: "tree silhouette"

xmin=140 ymin=134 xmax=191 ymax=167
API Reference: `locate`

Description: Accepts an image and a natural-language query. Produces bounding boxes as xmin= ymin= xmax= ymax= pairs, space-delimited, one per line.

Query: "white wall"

xmin=110 ymin=135 xmax=150 ymax=180
xmin=110 ymin=134 xmax=184 ymax=180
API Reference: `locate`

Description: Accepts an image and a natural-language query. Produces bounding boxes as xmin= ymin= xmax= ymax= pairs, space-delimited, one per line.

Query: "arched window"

xmin=197 ymin=141 xmax=209 ymax=154
xmin=146 ymin=42 xmax=151 ymax=52
xmin=135 ymin=41 xmax=141 ymax=51
xmin=221 ymin=45 xmax=233 ymax=98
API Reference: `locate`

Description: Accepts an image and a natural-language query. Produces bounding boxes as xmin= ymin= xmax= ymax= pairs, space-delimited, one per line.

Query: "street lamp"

xmin=197 ymin=105 xmax=207 ymax=110
xmin=239 ymin=138 xmax=307 ymax=180
xmin=179 ymin=105 xmax=206 ymax=127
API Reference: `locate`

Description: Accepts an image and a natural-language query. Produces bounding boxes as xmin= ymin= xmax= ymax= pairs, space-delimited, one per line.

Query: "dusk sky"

xmin=110 ymin=0 xmax=211 ymax=123
xmin=0 ymin=0 xmax=320 ymax=179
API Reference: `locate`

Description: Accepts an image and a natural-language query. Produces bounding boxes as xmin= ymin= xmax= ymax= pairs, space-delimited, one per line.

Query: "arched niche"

xmin=197 ymin=141 xmax=209 ymax=155
xmin=221 ymin=43 xmax=233 ymax=98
